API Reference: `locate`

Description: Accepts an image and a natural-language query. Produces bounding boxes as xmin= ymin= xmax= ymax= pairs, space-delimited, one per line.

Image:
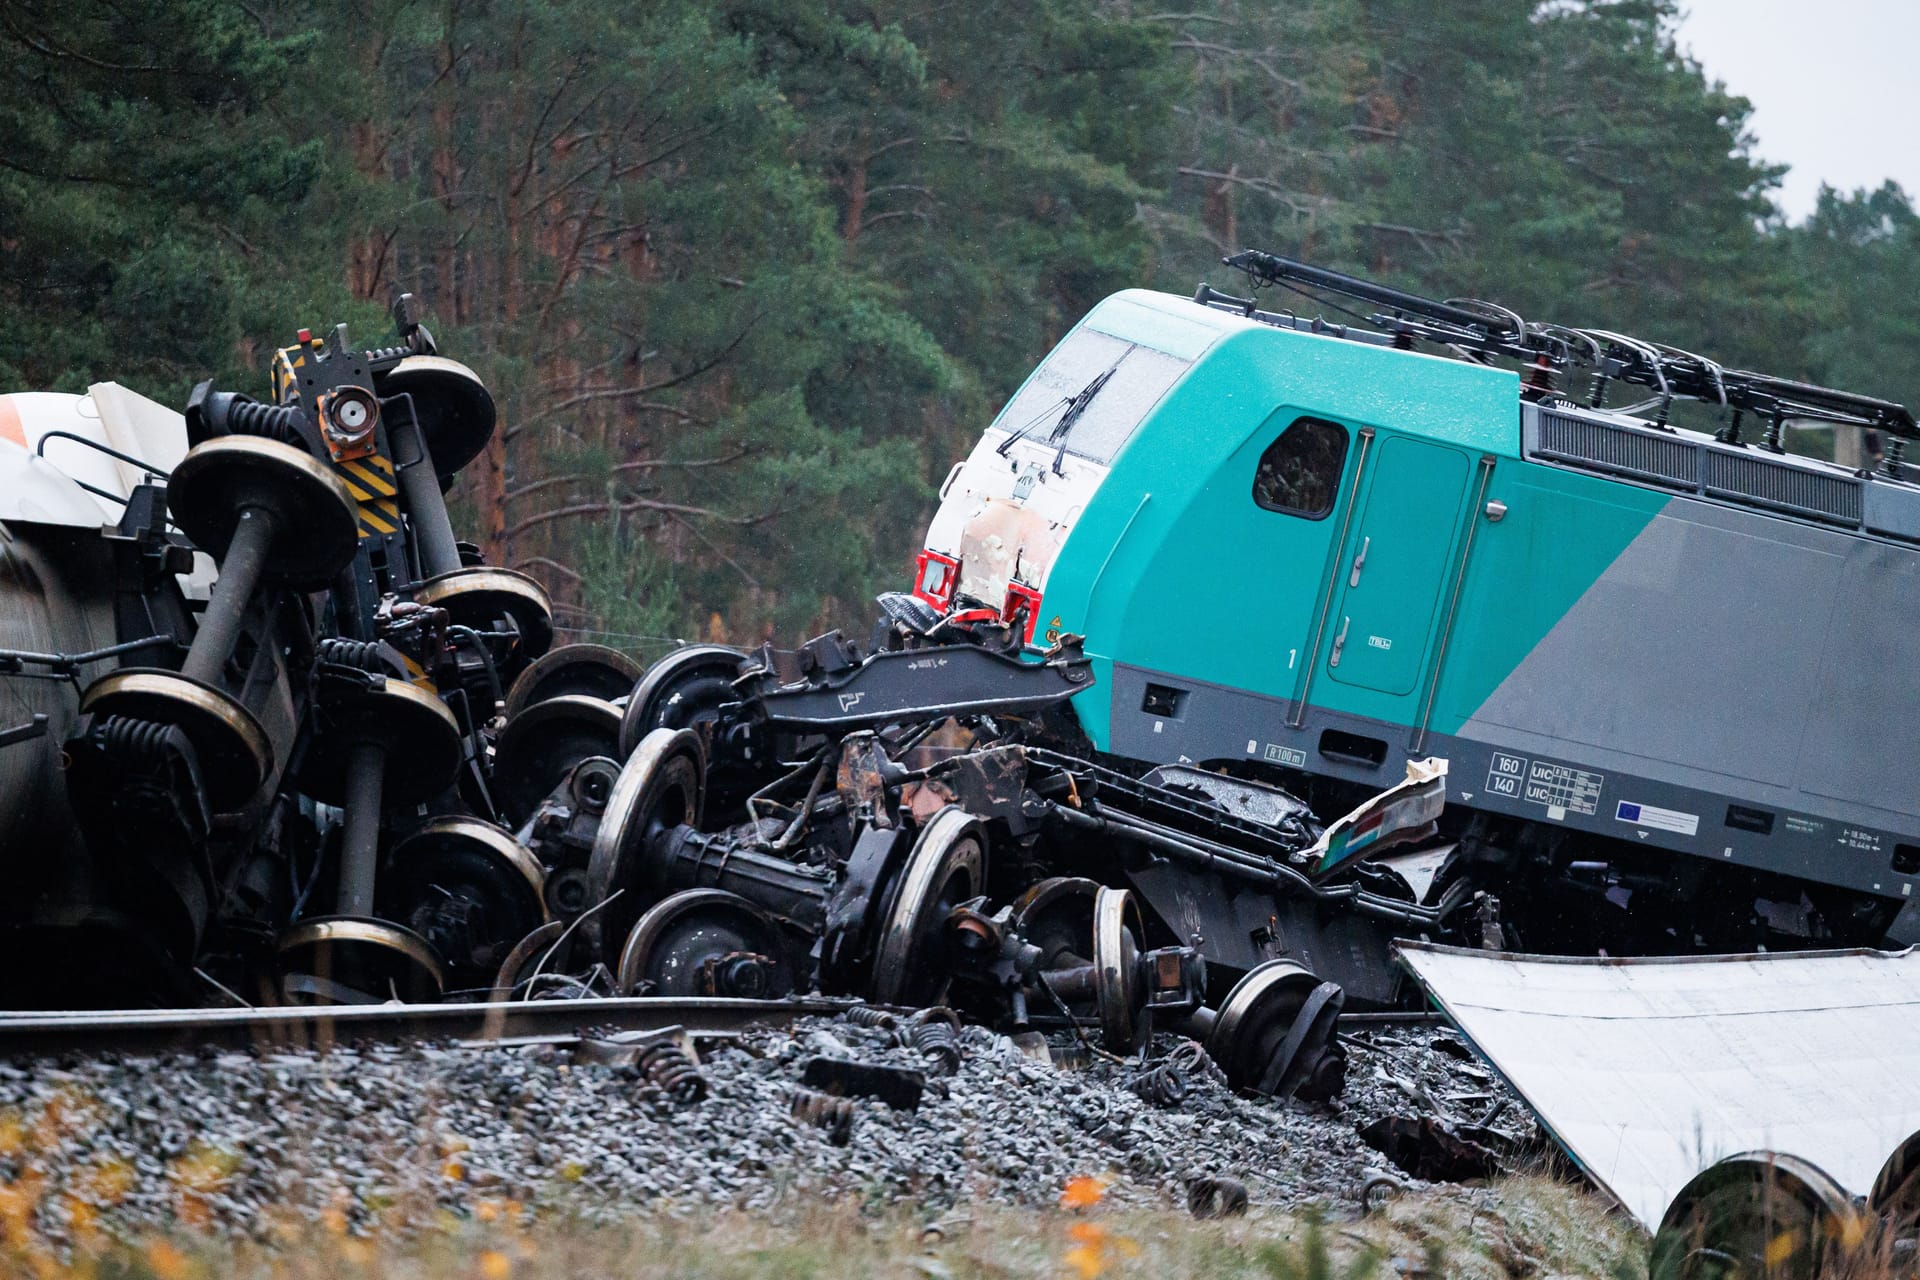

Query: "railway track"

xmin=0 ymin=995 xmax=1441 ymax=1057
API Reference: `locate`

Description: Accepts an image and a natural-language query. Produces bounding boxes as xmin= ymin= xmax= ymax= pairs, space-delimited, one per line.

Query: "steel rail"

xmin=0 ymin=994 xmax=871 ymax=1056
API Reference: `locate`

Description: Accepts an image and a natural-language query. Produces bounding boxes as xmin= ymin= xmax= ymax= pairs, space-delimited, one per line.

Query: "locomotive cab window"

xmin=1253 ymin=417 xmax=1347 ymax=518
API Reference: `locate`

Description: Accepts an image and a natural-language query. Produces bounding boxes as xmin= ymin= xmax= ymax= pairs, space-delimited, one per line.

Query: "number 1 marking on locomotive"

xmin=1287 ymin=648 xmax=1297 ymax=669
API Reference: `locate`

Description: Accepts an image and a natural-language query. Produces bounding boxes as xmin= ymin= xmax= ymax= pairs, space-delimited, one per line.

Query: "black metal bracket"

xmin=737 ymin=636 xmax=1093 ymax=732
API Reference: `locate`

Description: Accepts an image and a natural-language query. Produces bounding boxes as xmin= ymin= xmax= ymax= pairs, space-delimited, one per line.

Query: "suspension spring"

xmin=843 ymin=1005 xmax=900 ymax=1033
xmin=316 ymin=638 xmax=388 ymax=672
xmin=95 ymin=715 xmax=172 ymax=756
xmin=634 ymin=1040 xmax=707 ymax=1104
xmin=1885 ymin=437 xmax=1907 ymax=479
xmin=789 ymin=1088 xmax=855 ymax=1145
xmin=907 ymin=1008 xmax=963 ymax=1076
xmin=1129 ymin=1059 xmax=1188 ymax=1108
xmin=223 ymin=399 xmax=306 ymax=445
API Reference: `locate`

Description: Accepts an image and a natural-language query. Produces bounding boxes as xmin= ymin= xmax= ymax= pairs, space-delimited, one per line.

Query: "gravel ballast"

xmin=0 ymin=1013 xmax=1530 ymax=1245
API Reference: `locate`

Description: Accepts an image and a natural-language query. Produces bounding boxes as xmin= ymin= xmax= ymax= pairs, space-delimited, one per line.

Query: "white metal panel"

xmin=1396 ymin=942 xmax=1920 ymax=1231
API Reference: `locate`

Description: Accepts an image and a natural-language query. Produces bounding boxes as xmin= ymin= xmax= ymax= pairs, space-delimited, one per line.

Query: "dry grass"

xmin=0 ymin=1175 xmax=1650 ymax=1280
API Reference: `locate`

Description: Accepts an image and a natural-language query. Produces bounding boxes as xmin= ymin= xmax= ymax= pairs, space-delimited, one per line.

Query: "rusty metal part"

xmin=412 ymin=566 xmax=553 ymax=663
xmin=584 ymin=727 xmax=705 ymax=962
xmin=166 ymin=435 xmax=359 ymax=589
xmin=868 ymin=807 xmax=987 ymax=1007
xmin=906 ymin=1007 xmax=963 ymax=1076
xmin=633 ymin=1034 xmax=708 ymax=1103
xmin=1129 ymin=1058 xmax=1188 ymax=1107
xmin=275 ymin=917 xmax=446 ymax=1004
xmin=490 ymin=694 xmax=622 ymax=826
xmin=1203 ymin=959 xmax=1347 ymax=1101
xmin=503 ymin=643 xmax=642 ymax=722
xmin=615 ymin=888 xmax=794 ymax=998
xmin=790 ymin=1087 xmax=855 ymax=1145
xmin=1092 ymin=886 xmax=1150 ymax=1056
xmin=1650 ymin=1152 xmax=1859 ymax=1280
xmin=842 ymin=1004 xmax=900 ymax=1032
xmin=79 ymin=670 xmax=272 ymax=811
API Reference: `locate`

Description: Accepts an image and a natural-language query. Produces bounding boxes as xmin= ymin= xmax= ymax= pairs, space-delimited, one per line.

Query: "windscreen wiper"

xmin=997 ymin=359 xmax=1122 ymax=463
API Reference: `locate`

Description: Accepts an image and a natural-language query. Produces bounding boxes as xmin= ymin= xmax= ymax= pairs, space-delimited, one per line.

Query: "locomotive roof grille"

xmin=1218 ymin=250 xmax=1918 ymax=442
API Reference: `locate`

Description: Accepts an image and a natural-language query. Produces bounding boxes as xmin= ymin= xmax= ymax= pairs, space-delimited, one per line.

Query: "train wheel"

xmin=868 ymin=807 xmax=987 ymax=1007
xmin=488 ymin=694 xmax=622 ymax=826
xmin=1205 ymin=959 xmax=1347 ymax=1100
xmin=616 ymin=888 xmax=795 ymax=998
xmin=502 ymin=643 xmax=642 ymax=722
xmin=1651 ymin=1152 xmax=1860 ymax=1280
xmin=583 ymin=727 xmax=705 ymax=964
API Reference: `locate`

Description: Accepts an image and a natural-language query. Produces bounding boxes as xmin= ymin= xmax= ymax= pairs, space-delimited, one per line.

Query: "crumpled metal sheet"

xmin=1396 ymin=942 xmax=1920 ymax=1231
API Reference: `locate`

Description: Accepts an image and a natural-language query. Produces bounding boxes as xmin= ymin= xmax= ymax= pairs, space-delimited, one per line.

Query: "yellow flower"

xmin=478 ymin=1248 xmax=513 ymax=1280
xmin=1059 ymin=1175 xmax=1108 ymax=1210
xmin=145 ymin=1239 xmax=191 ymax=1280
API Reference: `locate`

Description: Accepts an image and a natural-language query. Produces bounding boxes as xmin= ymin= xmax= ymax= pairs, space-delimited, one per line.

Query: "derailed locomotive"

xmin=912 ymin=251 xmax=1920 ymax=960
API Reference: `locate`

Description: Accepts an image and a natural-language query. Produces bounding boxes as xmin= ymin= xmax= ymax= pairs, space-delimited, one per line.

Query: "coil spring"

xmin=223 ymin=398 xmax=305 ymax=445
xmin=634 ymin=1040 xmax=707 ymax=1104
xmin=93 ymin=715 xmax=175 ymax=759
xmin=790 ymin=1088 xmax=854 ymax=1145
xmin=1165 ymin=1038 xmax=1225 ymax=1085
xmin=1886 ymin=437 xmax=1907 ymax=479
xmin=1129 ymin=1059 xmax=1188 ymax=1108
xmin=907 ymin=1008 xmax=962 ymax=1076
xmin=316 ymin=638 xmax=387 ymax=672
xmin=843 ymin=1005 xmax=899 ymax=1032
xmin=1186 ymin=1176 xmax=1249 ymax=1219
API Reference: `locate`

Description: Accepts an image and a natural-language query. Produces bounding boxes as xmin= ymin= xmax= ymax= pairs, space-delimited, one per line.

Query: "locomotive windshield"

xmin=989 ymin=327 xmax=1191 ymax=465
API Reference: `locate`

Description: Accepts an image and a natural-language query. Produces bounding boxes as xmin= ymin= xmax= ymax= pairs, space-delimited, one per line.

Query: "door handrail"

xmin=1409 ymin=454 xmax=1497 ymax=753
xmin=1289 ymin=426 xmax=1374 ymax=728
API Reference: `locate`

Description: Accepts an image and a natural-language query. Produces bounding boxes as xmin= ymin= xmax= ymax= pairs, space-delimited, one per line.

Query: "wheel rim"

xmin=583 ymin=727 xmax=705 ymax=963
xmin=1206 ymin=959 xmax=1346 ymax=1099
xmin=489 ymin=694 xmax=622 ymax=826
xmin=868 ymin=806 xmax=986 ymax=1006
xmin=615 ymin=888 xmax=794 ymax=997
xmin=276 ymin=917 xmax=446 ymax=1004
xmin=381 ymin=817 xmax=548 ymax=980
xmin=1011 ymin=877 xmax=1100 ymax=971
xmin=1652 ymin=1152 xmax=1858 ymax=1280
xmin=80 ymin=669 xmax=273 ymax=811
xmin=503 ymin=643 xmax=642 ymax=722
xmin=617 ymin=644 xmax=745 ymax=757
xmin=1092 ymin=886 xmax=1149 ymax=1055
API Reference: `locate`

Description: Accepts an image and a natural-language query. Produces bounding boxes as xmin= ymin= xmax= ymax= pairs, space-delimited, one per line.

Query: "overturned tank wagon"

xmin=910 ymin=250 xmax=1920 ymax=966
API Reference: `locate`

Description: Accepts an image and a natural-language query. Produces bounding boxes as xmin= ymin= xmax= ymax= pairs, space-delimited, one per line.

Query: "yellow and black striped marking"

xmin=334 ymin=453 xmax=402 ymax=537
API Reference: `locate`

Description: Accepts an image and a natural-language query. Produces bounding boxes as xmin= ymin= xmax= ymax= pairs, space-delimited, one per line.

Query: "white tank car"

xmin=0 ymin=384 xmax=201 ymax=856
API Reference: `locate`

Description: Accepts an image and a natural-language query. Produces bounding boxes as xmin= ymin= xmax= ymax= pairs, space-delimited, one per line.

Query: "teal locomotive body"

xmin=913 ymin=257 xmax=1920 ymax=952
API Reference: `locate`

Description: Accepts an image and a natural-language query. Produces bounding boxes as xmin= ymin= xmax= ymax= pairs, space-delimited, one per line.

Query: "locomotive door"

xmin=1324 ymin=434 xmax=1471 ymax=697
